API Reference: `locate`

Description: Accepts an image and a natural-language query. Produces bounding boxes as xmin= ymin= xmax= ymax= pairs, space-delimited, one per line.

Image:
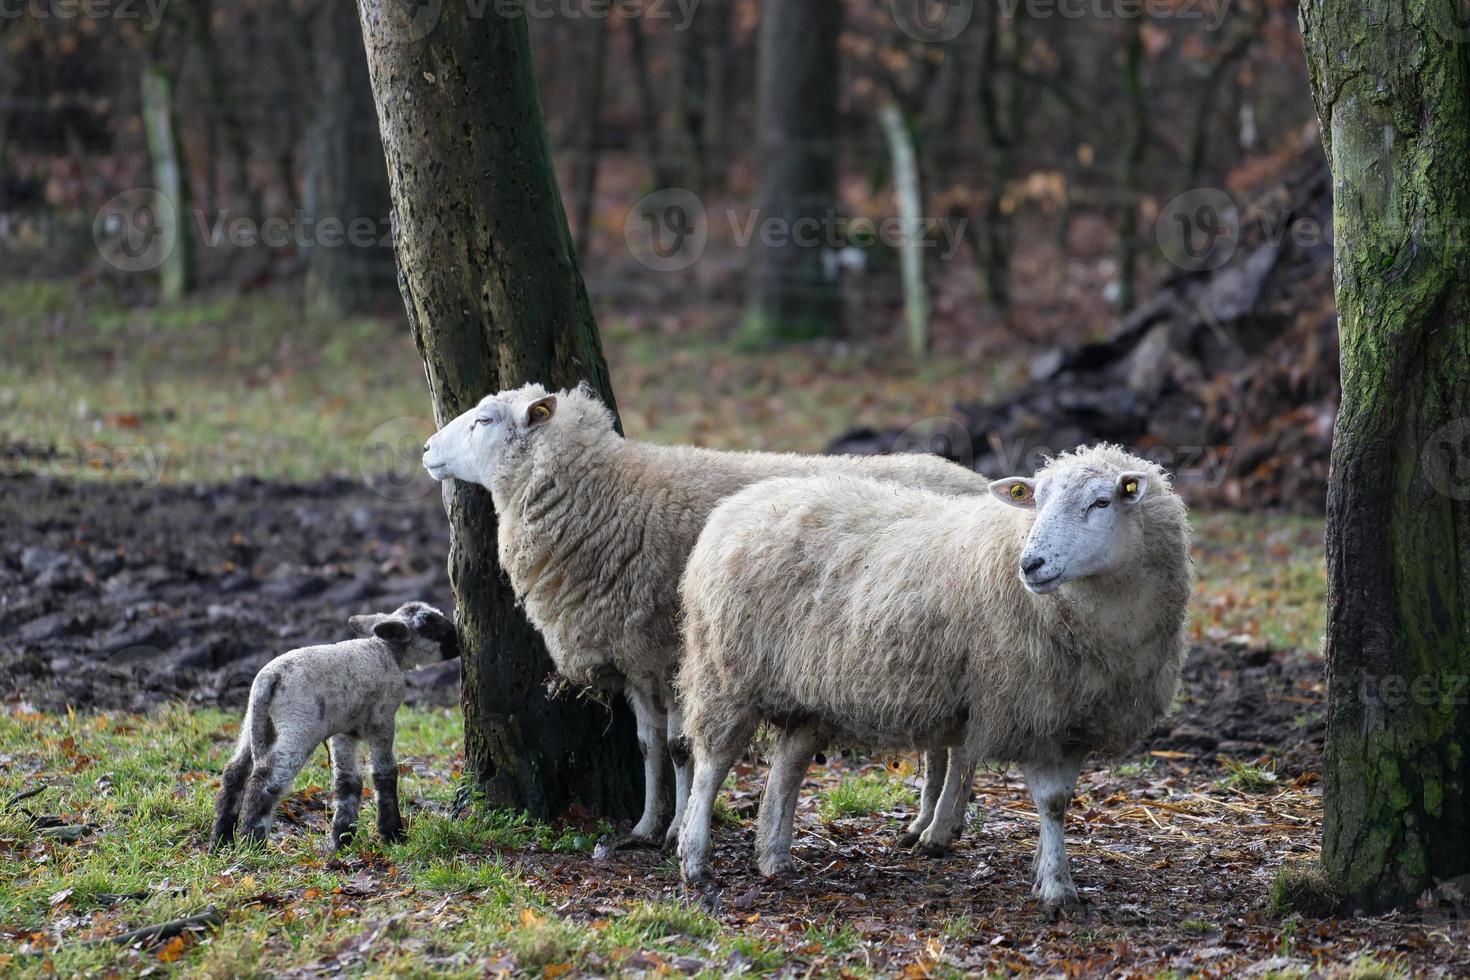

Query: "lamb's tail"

xmin=243 ymin=672 xmax=280 ymax=759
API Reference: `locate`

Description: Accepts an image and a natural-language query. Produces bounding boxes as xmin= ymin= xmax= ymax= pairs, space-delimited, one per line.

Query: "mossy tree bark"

xmin=1301 ymin=0 xmax=1470 ymax=911
xmin=742 ymin=0 xmax=843 ymax=342
xmin=357 ymin=0 xmax=641 ymax=820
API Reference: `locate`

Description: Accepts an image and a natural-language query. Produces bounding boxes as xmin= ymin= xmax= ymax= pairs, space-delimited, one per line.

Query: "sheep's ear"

xmin=348 ymin=614 xmax=385 ymax=638
xmin=1117 ymin=471 xmax=1149 ymax=506
xmin=989 ymin=477 xmax=1036 ymax=510
xmin=373 ymin=620 xmax=413 ymax=645
xmin=525 ymin=395 xmax=556 ymax=427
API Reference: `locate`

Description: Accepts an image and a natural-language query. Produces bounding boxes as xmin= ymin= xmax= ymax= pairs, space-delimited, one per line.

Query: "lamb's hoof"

xmin=330 ymin=831 xmax=355 ymax=851
xmin=681 ymin=877 xmax=720 ymax=912
xmin=756 ymin=856 xmax=795 ymax=878
xmin=593 ymin=833 xmax=661 ymax=861
xmin=662 ymin=825 xmax=682 ymax=852
xmin=379 ymin=824 xmax=406 ymax=845
xmin=896 ymin=830 xmax=922 ymax=849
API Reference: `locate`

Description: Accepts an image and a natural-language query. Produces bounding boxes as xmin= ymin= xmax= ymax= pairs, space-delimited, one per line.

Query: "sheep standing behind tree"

xmin=421 ymin=383 xmax=989 ymax=849
xmin=676 ymin=445 xmax=1192 ymax=917
xmin=209 ymin=602 xmax=459 ymax=852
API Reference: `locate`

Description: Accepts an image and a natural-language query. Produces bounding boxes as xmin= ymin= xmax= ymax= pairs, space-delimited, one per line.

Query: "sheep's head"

xmin=989 ymin=446 xmax=1164 ymax=595
xmin=349 ymin=601 xmax=460 ymax=668
xmin=421 ymin=384 xmax=561 ymax=488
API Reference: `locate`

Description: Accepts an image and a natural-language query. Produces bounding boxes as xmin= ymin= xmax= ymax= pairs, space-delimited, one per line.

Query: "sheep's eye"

xmin=1090 ymin=498 xmax=1111 ymax=511
xmin=471 ymin=417 xmax=492 ymax=430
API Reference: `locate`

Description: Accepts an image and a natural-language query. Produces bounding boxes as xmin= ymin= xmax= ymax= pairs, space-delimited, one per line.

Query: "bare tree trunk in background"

xmin=357 ymin=0 xmax=642 ymax=820
xmin=878 ymin=102 xmax=928 ymax=359
xmin=669 ymin=2 xmax=708 ymax=192
xmin=183 ymin=0 xmax=253 ymax=211
xmin=1184 ymin=8 xmax=1259 ymax=188
xmin=1113 ymin=16 xmax=1146 ymax=313
xmin=140 ymin=52 xmax=196 ymax=302
xmin=700 ymin=0 xmax=731 ymax=192
xmin=305 ymin=0 xmax=394 ymax=319
xmin=571 ymin=13 xmax=609 ymax=259
xmin=625 ymin=12 xmax=674 ymax=189
xmin=1302 ymin=0 xmax=1470 ymax=912
xmin=976 ymin=3 xmax=1027 ymax=311
xmin=742 ymin=0 xmax=843 ymax=342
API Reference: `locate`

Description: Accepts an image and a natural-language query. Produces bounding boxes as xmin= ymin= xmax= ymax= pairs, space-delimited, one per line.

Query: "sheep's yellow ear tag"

xmin=1124 ymin=479 xmax=1138 ymax=496
xmin=525 ymin=396 xmax=557 ymax=426
xmin=1009 ymin=483 xmax=1030 ymax=501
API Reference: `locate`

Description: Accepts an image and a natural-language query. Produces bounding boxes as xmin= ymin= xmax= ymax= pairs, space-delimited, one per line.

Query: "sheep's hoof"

xmin=592 ymin=833 xmax=661 ymax=861
xmin=916 ymin=839 xmax=950 ymax=859
xmin=1040 ymin=894 xmax=1088 ymax=922
xmin=379 ymin=824 xmax=405 ymax=845
xmin=756 ymin=855 xmax=795 ymax=878
xmin=662 ymin=825 xmax=682 ymax=852
xmin=896 ymin=830 xmax=922 ymax=849
xmin=330 ymin=831 xmax=355 ymax=851
xmin=681 ymin=877 xmax=720 ymax=912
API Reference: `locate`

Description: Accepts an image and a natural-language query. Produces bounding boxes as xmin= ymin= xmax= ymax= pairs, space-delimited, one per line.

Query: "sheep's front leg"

xmin=329 ymin=735 xmax=363 ymax=850
xmin=209 ymin=744 xmax=252 ymax=851
xmin=624 ymin=681 xmax=668 ymax=844
xmin=754 ymin=723 xmax=821 ymax=877
xmin=664 ymin=700 xmax=693 ymax=851
xmin=239 ymin=746 xmax=310 ymax=846
xmin=898 ymin=748 xmax=947 ymax=848
xmin=366 ymin=729 xmax=404 ymax=843
xmin=1022 ymin=748 xmax=1088 ymax=919
xmin=915 ymin=746 xmax=973 ymax=856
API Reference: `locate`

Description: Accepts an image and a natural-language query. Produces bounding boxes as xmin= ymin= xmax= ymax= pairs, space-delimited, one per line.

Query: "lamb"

xmin=420 ymin=382 xmax=990 ymax=849
xmin=675 ymin=444 xmax=1192 ymax=917
xmin=209 ymin=602 xmax=459 ymax=851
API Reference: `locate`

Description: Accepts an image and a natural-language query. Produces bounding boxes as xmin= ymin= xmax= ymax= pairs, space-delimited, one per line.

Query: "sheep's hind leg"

xmin=898 ymin=748 xmax=947 ymax=848
xmin=1022 ymin=748 xmax=1088 ymax=920
xmin=239 ymin=747 xmax=309 ymax=847
xmin=915 ymin=746 xmax=973 ymax=856
xmin=755 ymin=723 xmax=821 ymax=878
xmin=209 ymin=744 xmax=252 ymax=851
xmin=366 ymin=729 xmax=405 ymax=843
xmin=329 ymin=735 xmax=363 ymax=850
xmin=663 ymin=701 xmax=693 ymax=852
xmin=595 ymin=681 xmax=668 ymax=858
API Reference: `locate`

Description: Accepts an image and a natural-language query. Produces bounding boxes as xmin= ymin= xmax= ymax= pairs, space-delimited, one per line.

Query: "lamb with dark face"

xmin=209 ymin=602 xmax=459 ymax=852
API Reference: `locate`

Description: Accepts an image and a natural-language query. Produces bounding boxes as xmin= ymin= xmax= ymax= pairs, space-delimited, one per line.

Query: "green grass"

xmin=1216 ymin=758 xmax=1280 ymax=795
xmin=1189 ymin=511 xmax=1326 ymax=654
xmin=817 ymin=771 xmax=917 ymax=821
xmin=0 ymin=705 xmax=771 ymax=977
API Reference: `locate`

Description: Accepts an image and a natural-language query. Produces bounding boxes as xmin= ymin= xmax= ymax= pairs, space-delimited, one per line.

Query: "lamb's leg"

xmin=664 ymin=700 xmax=693 ymax=851
xmin=678 ymin=735 xmax=747 ymax=886
xmin=624 ymin=681 xmax=667 ymax=844
xmin=1022 ymin=748 xmax=1088 ymax=919
xmin=755 ymin=723 xmax=821 ymax=878
xmin=209 ymin=741 xmax=252 ymax=851
xmin=366 ymin=728 xmax=404 ymax=843
xmin=239 ymin=746 xmax=309 ymax=846
xmin=916 ymin=745 xmax=973 ymax=856
xmin=329 ymin=735 xmax=363 ymax=850
xmin=898 ymin=748 xmax=947 ymax=848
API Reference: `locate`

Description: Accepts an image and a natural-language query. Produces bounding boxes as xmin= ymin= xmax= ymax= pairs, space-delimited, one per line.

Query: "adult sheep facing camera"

xmin=421 ymin=382 xmax=990 ymax=849
xmin=676 ymin=444 xmax=1193 ymax=917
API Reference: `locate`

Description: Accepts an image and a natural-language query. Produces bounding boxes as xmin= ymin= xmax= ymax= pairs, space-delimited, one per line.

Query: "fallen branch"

xmin=5 ymin=784 xmax=46 ymax=809
xmin=87 ymin=905 xmax=221 ymax=948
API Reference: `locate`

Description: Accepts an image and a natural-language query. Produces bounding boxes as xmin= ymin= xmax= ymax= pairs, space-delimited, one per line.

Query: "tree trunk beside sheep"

xmin=356 ymin=0 xmax=642 ymax=821
xmin=1301 ymin=0 xmax=1470 ymax=911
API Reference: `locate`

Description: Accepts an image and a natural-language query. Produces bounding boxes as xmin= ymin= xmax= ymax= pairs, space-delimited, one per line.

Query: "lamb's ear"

xmin=373 ymin=620 xmax=413 ymax=645
xmin=1116 ymin=471 xmax=1150 ymax=506
xmin=989 ymin=477 xmax=1037 ymax=510
xmin=348 ymin=614 xmax=386 ymax=637
xmin=525 ymin=395 xmax=556 ymax=427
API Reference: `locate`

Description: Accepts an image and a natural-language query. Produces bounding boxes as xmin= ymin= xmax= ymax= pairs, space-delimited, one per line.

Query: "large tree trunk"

xmin=357 ymin=0 xmax=641 ymax=820
xmin=306 ymin=0 xmax=394 ymax=319
xmin=741 ymin=0 xmax=843 ymax=342
xmin=1302 ymin=0 xmax=1470 ymax=911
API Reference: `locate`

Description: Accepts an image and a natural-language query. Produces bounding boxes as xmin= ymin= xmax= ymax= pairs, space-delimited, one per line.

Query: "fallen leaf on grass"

xmin=156 ymin=936 xmax=186 ymax=963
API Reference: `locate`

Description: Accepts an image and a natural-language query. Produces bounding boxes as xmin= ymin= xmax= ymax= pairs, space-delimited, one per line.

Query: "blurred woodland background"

xmin=0 ymin=0 xmax=1335 ymax=510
